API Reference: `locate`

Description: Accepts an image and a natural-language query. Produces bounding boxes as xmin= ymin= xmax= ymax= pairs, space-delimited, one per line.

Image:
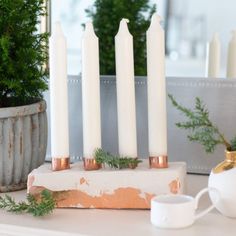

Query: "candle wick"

xmin=212 ymin=33 xmax=219 ymax=42
xmin=116 ymin=18 xmax=131 ymax=37
xmin=232 ymin=30 xmax=236 ymax=40
xmin=121 ymin=18 xmax=129 ymax=24
xmin=148 ymin=13 xmax=163 ymax=32
xmin=53 ymin=21 xmax=64 ymax=36
xmin=84 ymin=22 xmax=97 ymax=38
xmin=151 ymin=13 xmax=162 ymax=23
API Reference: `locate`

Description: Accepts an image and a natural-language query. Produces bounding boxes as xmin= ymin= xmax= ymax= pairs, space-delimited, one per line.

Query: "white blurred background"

xmin=51 ymin=0 xmax=236 ymax=78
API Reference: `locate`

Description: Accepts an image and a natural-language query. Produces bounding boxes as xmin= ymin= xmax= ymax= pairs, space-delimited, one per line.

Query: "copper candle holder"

xmin=83 ymin=158 xmax=102 ymax=171
xmin=149 ymin=155 xmax=168 ymax=168
xmin=52 ymin=157 xmax=70 ymax=171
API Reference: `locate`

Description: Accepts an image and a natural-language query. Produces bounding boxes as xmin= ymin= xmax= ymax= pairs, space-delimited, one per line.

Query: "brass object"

xmin=213 ymin=150 xmax=236 ymax=174
xmin=149 ymin=156 xmax=168 ymax=168
xmin=52 ymin=157 xmax=70 ymax=171
xmin=83 ymin=158 xmax=102 ymax=171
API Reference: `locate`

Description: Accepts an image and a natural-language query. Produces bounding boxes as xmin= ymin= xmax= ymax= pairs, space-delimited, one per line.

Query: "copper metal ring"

xmin=83 ymin=158 xmax=102 ymax=171
xmin=52 ymin=157 xmax=70 ymax=171
xmin=149 ymin=156 xmax=168 ymax=168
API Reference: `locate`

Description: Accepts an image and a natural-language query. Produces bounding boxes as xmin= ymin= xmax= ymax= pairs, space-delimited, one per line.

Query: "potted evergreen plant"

xmin=0 ymin=0 xmax=48 ymax=191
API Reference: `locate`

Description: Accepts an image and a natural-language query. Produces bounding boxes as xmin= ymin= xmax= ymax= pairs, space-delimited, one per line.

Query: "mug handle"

xmin=194 ymin=187 xmax=220 ymax=220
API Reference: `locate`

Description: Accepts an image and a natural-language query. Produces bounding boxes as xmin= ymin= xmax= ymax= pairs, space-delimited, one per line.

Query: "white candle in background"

xmin=206 ymin=33 xmax=220 ymax=78
xmin=146 ymin=14 xmax=167 ymax=157
xmin=227 ymin=31 xmax=236 ymax=78
xmin=115 ymin=19 xmax=137 ymax=158
xmin=82 ymin=22 xmax=101 ymax=158
xmin=49 ymin=22 xmax=69 ymax=159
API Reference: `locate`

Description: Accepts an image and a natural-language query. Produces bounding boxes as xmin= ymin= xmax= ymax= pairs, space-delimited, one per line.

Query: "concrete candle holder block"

xmin=27 ymin=160 xmax=186 ymax=209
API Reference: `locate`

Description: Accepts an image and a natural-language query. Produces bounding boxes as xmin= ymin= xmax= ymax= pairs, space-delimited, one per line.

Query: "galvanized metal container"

xmin=0 ymin=100 xmax=47 ymax=192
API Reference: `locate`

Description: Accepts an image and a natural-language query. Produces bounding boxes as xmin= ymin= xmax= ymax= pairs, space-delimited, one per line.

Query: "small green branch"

xmin=168 ymin=94 xmax=234 ymax=153
xmin=95 ymin=148 xmax=142 ymax=169
xmin=0 ymin=190 xmax=55 ymax=217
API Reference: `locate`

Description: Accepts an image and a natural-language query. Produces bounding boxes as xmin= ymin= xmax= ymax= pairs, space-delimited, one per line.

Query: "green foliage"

xmin=168 ymin=94 xmax=236 ymax=153
xmin=0 ymin=190 xmax=55 ymax=217
xmin=95 ymin=148 xmax=142 ymax=169
xmin=230 ymin=137 xmax=236 ymax=152
xmin=85 ymin=0 xmax=156 ymax=75
xmin=0 ymin=0 xmax=49 ymax=108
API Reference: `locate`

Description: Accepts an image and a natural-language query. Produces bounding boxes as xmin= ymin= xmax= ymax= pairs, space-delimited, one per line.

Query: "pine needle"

xmin=168 ymin=94 xmax=233 ymax=153
xmin=95 ymin=148 xmax=142 ymax=169
xmin=230 ymin=136 xmax=236 ymax=151
xmin=0 ymin=190 xmax=55 ymax=217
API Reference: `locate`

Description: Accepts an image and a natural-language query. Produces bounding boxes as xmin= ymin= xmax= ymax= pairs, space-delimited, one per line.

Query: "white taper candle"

xmin=115 ymin=19 xmax=137 ymax=158
xmin=146 ymin=14 xmax=167 ymax=157
xmin=49 ymin=22 xmax=69 ymax=160
xmin=227 ymin=31 xmax=236 ymax=78
xmin=206 ymin=33 xmax=220 ymax=78
xmin=82 ymin=22 xmax=101 ymax=158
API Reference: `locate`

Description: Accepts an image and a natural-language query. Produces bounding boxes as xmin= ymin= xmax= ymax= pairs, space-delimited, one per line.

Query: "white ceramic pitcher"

xmin=151 ymin=187 xmax=219 ymax=229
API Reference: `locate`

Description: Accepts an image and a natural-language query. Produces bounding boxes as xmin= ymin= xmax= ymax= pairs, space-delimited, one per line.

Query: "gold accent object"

xmin=149 ymin=156 xmax=168 ymax=168
xmin=52 ymin=157 xmax=70 ymax=171
xmin=83 ymin=158 xmax=102 ymax=171
xmin=213 ymin=150 xmax=236 ymax=174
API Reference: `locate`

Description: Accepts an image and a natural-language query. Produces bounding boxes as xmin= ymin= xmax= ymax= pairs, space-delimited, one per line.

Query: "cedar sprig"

xmin=95 ymin=148 xmax=142 ymax=169
xmin=168 ymin=94 xmax=236 ymax=153
xmin=0 ymin=190 xmax=55 ymax=217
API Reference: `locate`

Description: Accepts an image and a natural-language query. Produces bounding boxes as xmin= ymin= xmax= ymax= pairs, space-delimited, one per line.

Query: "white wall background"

xmin=172 ymin=0 xmax=236 ymax=76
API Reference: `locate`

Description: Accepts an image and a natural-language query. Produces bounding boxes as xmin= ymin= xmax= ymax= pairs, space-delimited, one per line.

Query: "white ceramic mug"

xmin=151 ymin=187 xmax=219 ymax=229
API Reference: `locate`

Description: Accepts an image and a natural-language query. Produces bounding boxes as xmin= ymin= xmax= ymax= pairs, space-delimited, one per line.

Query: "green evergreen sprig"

xmin=168 ymin=94 xmax=236 ymax=153
xmin=95 ymin=148 xmax=142 ymax=169
xmin=0 ymin=190 xmax=55 ymax=217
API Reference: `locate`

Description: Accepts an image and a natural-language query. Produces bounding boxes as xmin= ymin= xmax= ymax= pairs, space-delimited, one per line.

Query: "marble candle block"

xmin=27 ymin=160 xmax=186 ymax=209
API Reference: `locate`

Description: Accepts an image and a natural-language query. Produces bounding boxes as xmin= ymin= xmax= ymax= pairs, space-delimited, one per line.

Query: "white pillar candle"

xmin=49 ymin=22 xmax=69 ymax=159
xmin=227 ymin=31 xmax=236 ymax=78
xmin=205 ymin=33 xmax=220 ymax=78
xmin=82 ymin=22 xmax=101 ymax=158
xmin=115 ymin=19 xmax=137 ymax=158
xmin=146 ymin=14 xmax=167 ymax=157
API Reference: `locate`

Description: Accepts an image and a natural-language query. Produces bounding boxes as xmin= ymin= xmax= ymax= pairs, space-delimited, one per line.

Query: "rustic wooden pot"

xmin=0 ymin=100 xmax=47 ymax=192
